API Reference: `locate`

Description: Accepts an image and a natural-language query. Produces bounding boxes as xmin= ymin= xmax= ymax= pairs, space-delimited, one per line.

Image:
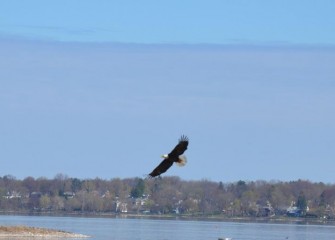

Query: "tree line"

xmin=1 ymin=174 xmax=335 ymax=219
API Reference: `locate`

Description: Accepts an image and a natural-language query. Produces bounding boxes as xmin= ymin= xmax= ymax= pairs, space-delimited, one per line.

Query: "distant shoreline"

xmin=1 ymin=211 xmax=335 ymax=226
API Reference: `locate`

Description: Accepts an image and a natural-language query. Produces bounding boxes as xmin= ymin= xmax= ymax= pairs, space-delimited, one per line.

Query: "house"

xmin=63 ymin=192 xmax=75 ymax=199
xmin=287 ymin=206 xmax=303 ymax=217
xmin=115 ymin=200 xmax=128 ymax=213
xmin=3 ymin=191 xmax=21 ymax=199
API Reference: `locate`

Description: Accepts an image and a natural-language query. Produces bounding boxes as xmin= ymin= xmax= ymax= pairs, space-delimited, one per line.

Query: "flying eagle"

xmin=148 ymin=135 xmax=189 ymax=178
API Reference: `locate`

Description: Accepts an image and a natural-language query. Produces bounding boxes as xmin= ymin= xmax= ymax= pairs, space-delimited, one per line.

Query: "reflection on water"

xmin=0 ymin=215 xmax=335 ymax=240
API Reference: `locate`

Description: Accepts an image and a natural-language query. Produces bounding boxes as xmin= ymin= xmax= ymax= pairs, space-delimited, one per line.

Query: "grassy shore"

xmin=0 ymin=226 xmax=90 ymax=238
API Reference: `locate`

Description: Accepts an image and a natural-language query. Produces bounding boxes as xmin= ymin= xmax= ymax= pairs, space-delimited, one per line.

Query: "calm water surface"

xmin=0 ymin=215 xmax=334 ymax=240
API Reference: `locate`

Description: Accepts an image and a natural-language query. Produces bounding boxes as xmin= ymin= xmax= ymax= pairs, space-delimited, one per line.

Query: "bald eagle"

xmin=148 ymin=135 xmax=189 ymax=178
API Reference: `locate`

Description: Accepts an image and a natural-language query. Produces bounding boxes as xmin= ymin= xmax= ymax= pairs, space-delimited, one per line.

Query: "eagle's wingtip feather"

xmin=179 ymin=134 xmax=189 ymax=142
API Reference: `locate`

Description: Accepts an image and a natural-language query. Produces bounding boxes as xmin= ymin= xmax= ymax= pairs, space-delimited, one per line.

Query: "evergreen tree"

xmin=296 ymin=191 xmax=307 ymax=215
xmin=131 ymin=178 xmax=145 ymax=198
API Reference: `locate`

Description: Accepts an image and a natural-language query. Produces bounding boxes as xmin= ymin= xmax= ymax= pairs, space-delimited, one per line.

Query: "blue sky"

xmin=1 ymin=1 xmax=335 ymax=183
xmin=1 ymin=0 xmax=335 ymax=44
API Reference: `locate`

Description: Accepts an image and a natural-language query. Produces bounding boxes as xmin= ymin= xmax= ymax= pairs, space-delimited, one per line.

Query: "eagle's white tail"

xmin=176 ymin=155 xmax=187 ymax=167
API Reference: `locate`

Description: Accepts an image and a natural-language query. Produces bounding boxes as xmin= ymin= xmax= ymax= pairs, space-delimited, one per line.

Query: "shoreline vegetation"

xmin=0 ymin=225 xmax=90 ymax=238
xmin=2 ymin=176 xmax=335 ymax=238
xmin=2 ymin=175 xmax=335 ymax=224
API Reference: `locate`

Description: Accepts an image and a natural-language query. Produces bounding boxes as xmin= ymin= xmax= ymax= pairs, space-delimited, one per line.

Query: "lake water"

xmin=0 ymin=215 xmax=334 ymax=240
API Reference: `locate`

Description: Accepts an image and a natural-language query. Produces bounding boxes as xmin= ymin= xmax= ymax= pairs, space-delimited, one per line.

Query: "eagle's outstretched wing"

xmin=168 ymin=135 xmax=189 ymax=158
xmin=148 ymin=158 xmax=173 ymax=178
